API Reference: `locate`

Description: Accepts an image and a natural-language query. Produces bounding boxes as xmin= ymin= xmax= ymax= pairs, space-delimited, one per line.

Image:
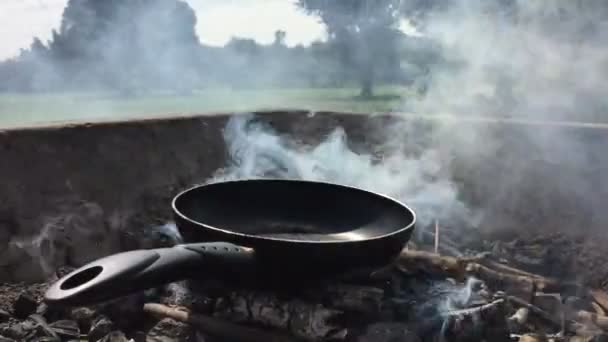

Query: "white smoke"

xmin=147 ymin=222 xmax=183 ymax=245
xmin=438 ymin=277 xmax=484 ymax=314
xmin=210 ymin=113 xmax=476 ymax=230
xmin=6 ymin=200 xmax=183 ymax=282
xmin=393 ymin=0 xmax=608 ymax=234
xmin=409 ymin=1 xmax=608 ymax=122
xmin=7 ymin=200 xmax=118 ymax=280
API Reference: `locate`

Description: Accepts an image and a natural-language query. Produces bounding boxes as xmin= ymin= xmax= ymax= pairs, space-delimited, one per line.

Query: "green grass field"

xmin=0 ymin=86 xmax=413 ymax=128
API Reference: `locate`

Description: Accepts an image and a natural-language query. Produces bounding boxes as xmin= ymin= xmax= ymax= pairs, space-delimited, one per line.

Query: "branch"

xmin=143 ymin=303 xmax=300 ymax=342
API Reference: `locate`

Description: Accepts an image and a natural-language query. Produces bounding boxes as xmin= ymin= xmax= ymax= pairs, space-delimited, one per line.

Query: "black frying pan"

xmin=45 ymin=179 xmax=415 ymax=306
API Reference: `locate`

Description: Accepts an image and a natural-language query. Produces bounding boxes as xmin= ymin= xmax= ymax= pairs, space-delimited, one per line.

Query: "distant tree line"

xmin=8 ymin=0 xmax=601 ymax=97
xmin=0 ymin=0 xmax=445 ymax=97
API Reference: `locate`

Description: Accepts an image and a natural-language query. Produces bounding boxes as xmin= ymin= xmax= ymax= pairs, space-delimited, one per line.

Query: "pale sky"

xmin=0 ymin=0 xmax=327 ymax=60
xmin=0 ymin=0 xmax=420 ymax=61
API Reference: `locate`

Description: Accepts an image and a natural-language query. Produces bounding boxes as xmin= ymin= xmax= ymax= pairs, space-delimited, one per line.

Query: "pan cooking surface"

xmin=173 ymin=179 xmax=414 ymax=242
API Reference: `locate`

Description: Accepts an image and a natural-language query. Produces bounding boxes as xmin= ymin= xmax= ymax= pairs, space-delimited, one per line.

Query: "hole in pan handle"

xmin=44 ymin=242 xmax=255 ymax=307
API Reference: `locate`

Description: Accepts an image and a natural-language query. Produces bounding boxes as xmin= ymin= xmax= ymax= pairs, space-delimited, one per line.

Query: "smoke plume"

xmin=394 ymin=0 xmax=608 ymax=235
xmin=210 ymin=113 xmax=475 ymax=231
xmin=408 ymin=1 xmax=608 ymax=121
xmin=211 ymin=1 xmax=608 ymax=237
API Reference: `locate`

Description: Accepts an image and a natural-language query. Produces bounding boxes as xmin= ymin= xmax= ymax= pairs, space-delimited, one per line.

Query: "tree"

xmin=273 ymin=30 xmax=287 ymax=47
xmin=297 ymin=0 xmax=404 ymax=97
xmin=44 ymin=0 xmax=201 ymax=93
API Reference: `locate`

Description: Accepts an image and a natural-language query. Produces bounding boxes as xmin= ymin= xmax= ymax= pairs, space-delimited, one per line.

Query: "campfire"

xmin=1 ymin=226 xmax=608 ymax=342
xmin=2 ymin=112 xmax=608 ymax=342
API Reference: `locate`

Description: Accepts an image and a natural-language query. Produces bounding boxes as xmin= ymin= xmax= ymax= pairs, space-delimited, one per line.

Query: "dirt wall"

xmin=1 ymin=110 xmax=607 ymax=283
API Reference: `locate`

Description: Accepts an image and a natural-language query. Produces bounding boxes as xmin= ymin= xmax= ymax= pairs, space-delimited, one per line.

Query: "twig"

xmin=143 ymin=303 xmax=300 ymax=342
xmin=477 ymin=258 xmax=552 ymax=280
xmin=591 ymin=302 xmax=607 ymax=317
xmin=434 ymin=219 xmax=440 ymax=254
xmin=572 ymin=310 xmax=608 ymax=331
xmin=466 ymin=263 xmax=540 ymax=297
xmin=397 ymin=249 xmax=476 ymax=281
xmin=505 ymin=296 xmax=562 ymax=328
xmin=590 ymin=289 xmax=608 ymax=314
xmin=441 ymin=299 xmax=505 ymax=318
xmin=513 ymin=334 xmax=547 ymax=342
xmin=509 ymin=308 xmax=530 ymax=326
xmin=534 ymin=292 xmax=565 ymax=336
xmin=420 ymin=229 xmax=463 ymax=256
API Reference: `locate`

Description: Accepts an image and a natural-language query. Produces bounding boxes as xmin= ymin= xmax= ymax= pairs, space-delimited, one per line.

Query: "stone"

xmin=0 ymin=317 xmax=48 ymax=341
xmin=357 ymin=322 xmax=421 ymax=342
xmin=146 ymin=318 xmax=191 ymax=342
xmin=591 ymin=334 xmax=608 ymax=342
xmin=36 ymin=302 xmax=69 ymax=323
xmin=49 ymin=319 xmax=80 ymax=340
xmin=97 ymin=293 xmax=149 ymax=332
xmin=97 ymin=330 xmax=130 ymax=342
xmin=88 ymin=316 xmax=115 ymax=342
xmin=0 ymin=335 xmax=15 ymax=342
xmin=0 ymin=310 xmax=10 ymax=323
xmin=69 ymin=306 xmax=97 ymax=331
xmin=12 ymin=292 xmax=38 ymax=319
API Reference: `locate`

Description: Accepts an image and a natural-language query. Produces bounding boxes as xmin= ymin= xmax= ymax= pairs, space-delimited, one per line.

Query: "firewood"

xmin=509 ymin=308 xmax=530 ymax=326
xmin=466 ymin=263 xmax=537 ymax=301
xmin=419 ymin=229 xmax=463 ymax=256
xmin=572 ymin=310 xmax=608 ymax=331
xmin=212 ymin=291 xmax=344 ymax=340
xmin=590 ymin=289 xmax=608 ymax=314
xmin=477 ymin=258 xmax=553 ymax=280
xmin=397 ymin=250 xmax=558 ymax=301
xmin=534 ymin=292 xmax=566 ymax=335
xmin=313 ymin=284 xmax=384 ymax=314
xmin=505 ymin=295 xmax=562 ymax=329
xmin=396 ymin=249 xmax=473 ymax=280
xmin=516 ymin=334 xmax=547 ymax=342
xmin=143 ymin=303 xmax=300 ymax=342
xmin=440 ymin=299 xmax=510 ymax=342
xmin=591 ymin=302 xmax=607 ymax=317
xmin=442 ymin=299 xmax=505 ymax=318
xmin=434 ymin=220 xmax=440 ymax=254
xmin=465 ymin=263 xmax=544 ymax=289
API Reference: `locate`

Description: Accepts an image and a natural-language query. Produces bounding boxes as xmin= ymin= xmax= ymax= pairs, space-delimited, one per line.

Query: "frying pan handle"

xmin=44 ymin=242 xmax=255 ymax=307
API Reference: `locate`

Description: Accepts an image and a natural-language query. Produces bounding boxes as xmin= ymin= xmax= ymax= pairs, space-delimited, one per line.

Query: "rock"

xmin=132 ymin=331 xmax=147 ymax=342
xmin=89 ymin=316 xmax=115 ymax=342
xmin=69 ymin=306 xmax=97 ymax=331
xmin=357 ymin=322 xmax=421 ymax=342
xmin=98 ymin=330 xmax=130 ymax=342
xmin=0 ymin=310 xmax=10 ymax=323
xmin=146 ymin=318 xmax=191 ymax=342
xmin=12 ymin=292 xmax=38 ymax=319
xmin=0 ymin=321 xmax=32 ymax=340
xmin=591 ymin=334 xmax=608 ymax=342
xmin=190 ymin=296 xmax=215 ymax=315
xmin=0 ymin=316 xmax=50 ymax=341
xmin=0 ymin=336 xmax=15 ymax=342
xmin=36 ymin=303 xmax=68 ymax=323
xmin=99 ymin=293 xmax=148 ymax=331
xmin=49 ymin=319 xmax=80 ymax=339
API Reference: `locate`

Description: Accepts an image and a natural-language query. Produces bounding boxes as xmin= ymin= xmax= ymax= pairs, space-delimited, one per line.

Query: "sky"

xmin=0 ymin=0 xmax=328 ymax=60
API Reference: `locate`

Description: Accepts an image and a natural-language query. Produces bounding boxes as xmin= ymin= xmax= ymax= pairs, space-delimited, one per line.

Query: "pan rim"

xmin=171 ymin=178 xmax=416 ymax=244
